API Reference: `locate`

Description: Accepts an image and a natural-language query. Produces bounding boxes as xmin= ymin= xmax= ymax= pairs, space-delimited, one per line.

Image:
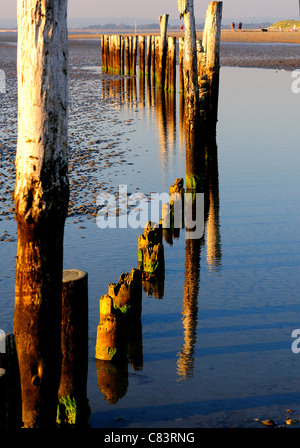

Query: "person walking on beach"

xmin=238 ymin=21 xmax=242 ymax=31
xmin=231 ymin=22 xmax=235 ymax=31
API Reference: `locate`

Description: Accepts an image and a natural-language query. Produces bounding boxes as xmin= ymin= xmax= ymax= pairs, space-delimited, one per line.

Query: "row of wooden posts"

xmin=101 ymin=32 xmax=177 ymax=92
xmin=95 ymin=178 xmax=185 ymax=364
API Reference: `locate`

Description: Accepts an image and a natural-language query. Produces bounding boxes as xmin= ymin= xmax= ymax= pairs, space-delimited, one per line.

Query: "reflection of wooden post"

xmin=96 ymin=360 xmax=128 ymax=404
xmin=57 ymin=270 xmax=89 ymax=427
xmin=177 ymin=237 xmax=201 ymax=379
xmin=14 ymin=0 xmax=69 ymax=428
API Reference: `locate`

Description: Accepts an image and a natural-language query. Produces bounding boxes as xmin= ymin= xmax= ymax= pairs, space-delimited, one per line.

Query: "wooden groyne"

xmin=100 ymin=3 xmax=222 ymax=102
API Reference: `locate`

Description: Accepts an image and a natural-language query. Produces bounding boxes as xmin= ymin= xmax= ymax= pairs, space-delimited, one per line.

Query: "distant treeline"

xmin=83 ymin=22 xmax=272 ymax=30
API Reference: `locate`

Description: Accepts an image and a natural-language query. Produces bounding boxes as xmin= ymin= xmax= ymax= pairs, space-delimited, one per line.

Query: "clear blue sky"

xmin=0 ymin=0 xmax=298 ymax=21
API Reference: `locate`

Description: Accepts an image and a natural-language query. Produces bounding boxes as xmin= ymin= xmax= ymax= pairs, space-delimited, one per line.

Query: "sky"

xmin=0 ymin=0 xmax=298 ymax=21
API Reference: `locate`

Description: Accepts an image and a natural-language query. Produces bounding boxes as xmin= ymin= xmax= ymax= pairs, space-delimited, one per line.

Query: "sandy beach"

xmin=1 ymin=28 xmax=300 ymax=71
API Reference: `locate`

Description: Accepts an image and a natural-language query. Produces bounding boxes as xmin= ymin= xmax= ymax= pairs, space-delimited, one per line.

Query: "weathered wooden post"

xmin=138 ymin=35 xmax=146 ymax=77
xmin=131 ymin=35 xmax=138 ymax=75
xmin=165 ymin=36 xmax=176 ymax=92
xmin=96 ymin=295 xmax=127 ymax=362
xmin=201 ymin=1 xmax=223 ymax=130
xmin=151 ymin=35 xmax=156 ymax=78
xmin=108 ymin=269 xmax=142 ymax=319
xmin=178 ymin=0 xmax=204 ymax=191
xmin=146 ymin=35 xmax=152 ymax=76
xmin=14 ymin=0 xmax=69 ymax=428
xmin=125 ymin=36 xmax=130 ymax=76
xmin=57 ymin=270 xmax=89 ymax=427
xmin=96 ymin=269 xmax=142 ymax=364
xmin=179 ymin=37 xmax=185 ymax=94
xmin=138 ymin=221 xmax=164 ymax=278
xmin=157 ymin=14 xmax=169 ymax=89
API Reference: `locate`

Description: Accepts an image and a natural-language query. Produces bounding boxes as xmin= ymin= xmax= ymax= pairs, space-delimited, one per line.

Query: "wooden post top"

xmin=63 ymin=269 xmax=87 ymax=283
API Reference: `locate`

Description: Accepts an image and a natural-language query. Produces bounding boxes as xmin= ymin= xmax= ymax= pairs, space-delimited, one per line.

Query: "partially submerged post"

xmin=95 ymin=269 xmax=142 ymax=363
xmin=14 ymin=0 xmax=69 ymax=428
xmin=138 ymin=221 xmax=164 ymax=278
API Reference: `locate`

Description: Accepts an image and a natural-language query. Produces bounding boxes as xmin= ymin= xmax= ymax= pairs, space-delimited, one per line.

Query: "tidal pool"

xmin=0 ymin=40 xmax=299 ymax=428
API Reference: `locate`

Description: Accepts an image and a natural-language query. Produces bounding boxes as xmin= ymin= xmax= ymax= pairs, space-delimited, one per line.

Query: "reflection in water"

xmin=205 ymin=137 xmax=222 ymax=272
xmin=177 ymin=237 xmax=202 ymax=379
xmin=177 ymin=138 xmax=222 ymax=379
xmin=101 ymin=73 xmax=181 ymax=174
xmin=96 ymin=360 xmax=128 ymax=404
xmin=98 ymin=69 xmax=222 ymax=387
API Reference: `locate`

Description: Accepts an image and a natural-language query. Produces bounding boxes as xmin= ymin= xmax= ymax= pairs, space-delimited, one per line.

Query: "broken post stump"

xmin=138 ymin=221 xmax=164 ymax=278
xmin=14 ymin=0 xmax=69 ymax=428
xmin=108 ymin=268 xmax=142 ymax=319
xmin=96 ymin=295 xmax=127 ymax=362
xmin=57 ymin=269 xmax=89 ymax=427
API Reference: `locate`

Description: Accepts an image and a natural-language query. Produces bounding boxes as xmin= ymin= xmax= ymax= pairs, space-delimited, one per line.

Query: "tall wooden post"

xmin=146 ymin=35 xmax=152 ymax=76
xmin=165 ymin=36 xmax=176 ymax=92
xmin=178 ymin=0 xmax=204 ymax=191
xmin=14 ymin=0 xmax=69 ymax=428
xmin=157 ymin=14 xmax=169 ymax=89
xmin=151 ymin=35 xmax=156 ymax=78
xmin=125 ymin=36 xmax=130 ymax=76
xmin=201 ymin=1 xmax=223 ymax=130
xmin=138 ymin=35 xmax=146 ymax=77
xmin=179 ymin=37 xmax=184 ymax=94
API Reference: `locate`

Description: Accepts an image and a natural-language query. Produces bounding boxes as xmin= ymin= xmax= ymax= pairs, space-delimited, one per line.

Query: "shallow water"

xmin=0 ymin=41 xmax=300 ymax=428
